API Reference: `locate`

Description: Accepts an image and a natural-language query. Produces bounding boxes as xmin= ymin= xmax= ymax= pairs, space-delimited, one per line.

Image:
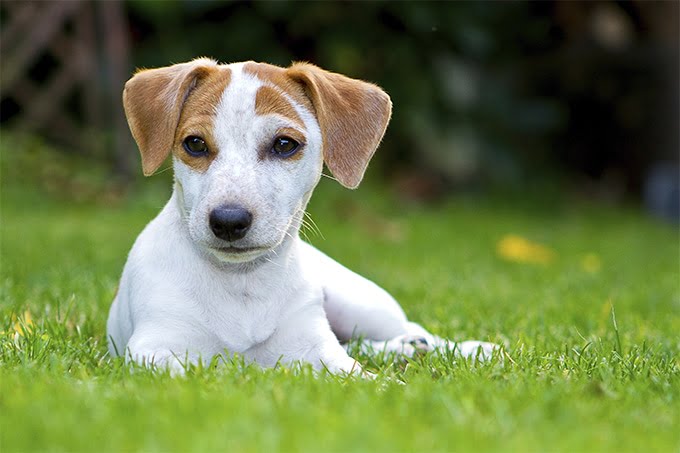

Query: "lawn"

xmin=1 ymin=142 xmax=678 ymax=452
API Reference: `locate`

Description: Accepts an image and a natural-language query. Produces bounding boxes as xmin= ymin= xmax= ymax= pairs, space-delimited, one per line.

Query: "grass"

xmin=1 ymin=140 xmax=679 ymax=452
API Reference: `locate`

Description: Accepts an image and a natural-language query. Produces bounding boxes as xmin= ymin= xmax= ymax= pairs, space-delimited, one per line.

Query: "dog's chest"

xmin=195 ymin=269 xmax=311 ymax=352
xmin=203 ymin=288 xmax=280 ymax=351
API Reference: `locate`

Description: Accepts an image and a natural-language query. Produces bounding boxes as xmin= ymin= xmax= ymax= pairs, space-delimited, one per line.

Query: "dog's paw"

xmin=126 ymin=348 xmax=189 ymax=376
xmin=360 ymin=334 xmax=435 ymax=357
xmin=436 ymin=339 xmax=500 ymax=362
xmin=396 ymin=334 xmax=435 ymax=356
xmin=353 ymin=335 xmax=501 ymax=363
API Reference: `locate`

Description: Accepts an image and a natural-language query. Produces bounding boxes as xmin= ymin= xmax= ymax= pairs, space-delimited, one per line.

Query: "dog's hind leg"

xmin=299 ymin=240 xmax=498 ymax=361
xmin=299 ymin=240 xmax=411 ymax=342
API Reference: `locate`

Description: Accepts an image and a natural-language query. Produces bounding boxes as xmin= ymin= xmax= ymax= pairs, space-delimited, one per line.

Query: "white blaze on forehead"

xmin=213 ymin=63 xmax=260 ymax=148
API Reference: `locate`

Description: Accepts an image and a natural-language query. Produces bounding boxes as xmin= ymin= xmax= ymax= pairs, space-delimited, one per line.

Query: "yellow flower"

xmin=581 ymin=253 xmax=602 ymax=273
xmin=497 ymin=234 xmax=555 ymax=265
xmin=13 ymin=310 xmax=34 ymax=337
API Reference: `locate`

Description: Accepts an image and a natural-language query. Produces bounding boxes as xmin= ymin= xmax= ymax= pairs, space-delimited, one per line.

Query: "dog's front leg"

xmin=123 ymin=320 xmax=221 ymax=375
xmin=245 ymin=304 xmax=364 ymax=375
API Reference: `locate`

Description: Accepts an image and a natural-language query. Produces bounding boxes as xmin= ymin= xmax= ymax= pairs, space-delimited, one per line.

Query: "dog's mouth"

xmin=215 ymin=246 xmax=260 ymax=253
xmin=208 ymin=245 xmax=270 ymax=263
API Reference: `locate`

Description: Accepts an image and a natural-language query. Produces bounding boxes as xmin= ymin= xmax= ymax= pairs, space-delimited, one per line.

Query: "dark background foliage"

xmin=1 ymin=0 xmax=678 ymax=213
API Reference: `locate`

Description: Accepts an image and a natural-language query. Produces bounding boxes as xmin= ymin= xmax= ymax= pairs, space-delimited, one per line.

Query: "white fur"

xmin=107 ymin=62 xmax=497 ymax=374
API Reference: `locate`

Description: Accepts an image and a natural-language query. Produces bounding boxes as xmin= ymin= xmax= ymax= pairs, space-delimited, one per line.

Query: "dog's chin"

xmin=207 ymin=246 xmax=270 ymax=264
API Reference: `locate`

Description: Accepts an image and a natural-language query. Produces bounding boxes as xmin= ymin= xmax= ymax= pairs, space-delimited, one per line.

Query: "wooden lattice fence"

xmin=0 ymin=0 xmax=134 ymax=177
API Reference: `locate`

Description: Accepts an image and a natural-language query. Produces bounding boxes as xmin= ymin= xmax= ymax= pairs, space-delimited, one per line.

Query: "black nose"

xmin=209 ymin=205 xmax=253 ymax=241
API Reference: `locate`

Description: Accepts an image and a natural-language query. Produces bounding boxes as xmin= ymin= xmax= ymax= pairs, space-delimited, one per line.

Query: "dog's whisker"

xmin=154 ymin=165 xmax=174 ymax=175
xmin=263 ymin=255 xmax=283 ymax=268
xmin=321 ymin=172 xmax=339 ymax=182
xmin=274 ymin=223 xmax=296 ymax=238
xmin=289 ymin=210 xmax=323 ymax=241
xmin=300 ymin=224 xmax=317 ymax=241
xmin=272 ymin=225 xmax=297 ymax=242
xmin=303 ymin=211 xmax=324 ymax=239
xmin=299 ymin=229 xmax=312 ymax=243
xmin=289 ymin=212 xmax=309 ymax=230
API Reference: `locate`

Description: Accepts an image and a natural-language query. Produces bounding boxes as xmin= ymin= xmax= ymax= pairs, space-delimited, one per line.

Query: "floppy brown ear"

xmin=287 ymin=63 xmax=392 ymax=189
xmin=123 ymin=58 xmax=218 ymax=176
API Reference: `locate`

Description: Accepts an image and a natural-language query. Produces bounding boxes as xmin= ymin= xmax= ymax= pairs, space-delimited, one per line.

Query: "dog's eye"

xmin=183 ymin=136 xmax=209 ymax=156
xmin=272 ymin=136 xmax=299 ymax=158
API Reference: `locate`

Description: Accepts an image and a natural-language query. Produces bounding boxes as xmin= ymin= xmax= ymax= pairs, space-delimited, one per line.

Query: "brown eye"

xmin=183 ymin=136 xmax=209 ymax=156
xmin=272 ymin=136 xmax=299 ymax=158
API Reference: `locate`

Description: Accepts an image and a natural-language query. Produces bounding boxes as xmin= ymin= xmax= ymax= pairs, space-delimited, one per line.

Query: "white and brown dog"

xmin=107 ymin=58 xmax=496 ymax=374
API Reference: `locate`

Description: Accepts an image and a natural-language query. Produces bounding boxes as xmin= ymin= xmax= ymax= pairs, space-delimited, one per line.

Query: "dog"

xmin=107 ymin=58 xmax=497 ymax=374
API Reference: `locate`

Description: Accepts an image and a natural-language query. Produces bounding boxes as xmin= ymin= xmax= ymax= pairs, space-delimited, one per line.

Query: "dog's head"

xmin=123 ymin=58 xmax=391 ymax=263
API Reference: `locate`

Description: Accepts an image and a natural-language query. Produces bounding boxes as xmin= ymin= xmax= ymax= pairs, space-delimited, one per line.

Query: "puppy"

xmin=107 ymin=58 xmax=496 ymax=374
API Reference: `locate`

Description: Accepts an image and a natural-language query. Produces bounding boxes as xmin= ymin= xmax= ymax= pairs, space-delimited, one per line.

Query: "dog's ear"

xmin=123 ymin=58 xmax=218 ymax=176
xmin=287 ymin=63 xmax=392 ymax=189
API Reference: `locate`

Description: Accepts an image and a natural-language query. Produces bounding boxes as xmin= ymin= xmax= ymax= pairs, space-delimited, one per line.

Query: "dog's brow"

xmin=255 ymin=85 xmax=304 ymax=128
xmin=173 ymin=67 xmax=232 ymax=172
xmin=243 ymin=62 xmax=313 ymax=115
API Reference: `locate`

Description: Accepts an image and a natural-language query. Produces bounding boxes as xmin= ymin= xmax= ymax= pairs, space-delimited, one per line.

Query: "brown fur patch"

xmin=244 ymin=62 xmax=314 ymax=115
xmin=286 ymin=63 xmax=392 ymax=189
xmin=255 ymin=85 xmax=304 ymax=128
xmin=123 ymin=58 xmax=221 ymax=175
xmin=173 ymin=67 xmax=232 ymax=172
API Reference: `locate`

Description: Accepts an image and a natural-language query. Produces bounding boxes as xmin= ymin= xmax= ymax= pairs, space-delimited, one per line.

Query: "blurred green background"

xmin=1 ymin=5 xmax=678 ymax=451
xmin=1 ymin=0 xmax=678 ymax=217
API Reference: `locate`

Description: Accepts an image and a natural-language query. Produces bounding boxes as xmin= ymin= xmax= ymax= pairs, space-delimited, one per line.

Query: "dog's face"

xmin=123 ymin=59 xmax=391 ymax=263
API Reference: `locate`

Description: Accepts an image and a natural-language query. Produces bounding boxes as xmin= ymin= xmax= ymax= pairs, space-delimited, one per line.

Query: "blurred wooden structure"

xmin=0 ymin=0 xmax=134 ymax=177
